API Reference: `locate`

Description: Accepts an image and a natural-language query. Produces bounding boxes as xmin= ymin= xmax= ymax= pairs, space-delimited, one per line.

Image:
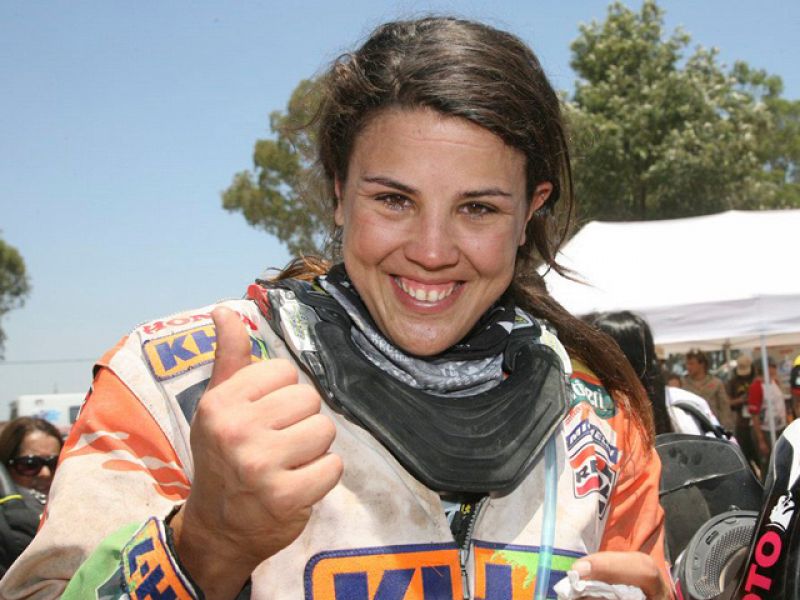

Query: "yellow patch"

xmin=143 ymin=324 xmax=267 ymax=380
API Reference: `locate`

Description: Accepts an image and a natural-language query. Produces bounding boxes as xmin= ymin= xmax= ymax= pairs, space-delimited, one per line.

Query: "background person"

xmin=0 ymin=417 xmax=63 ymax=508
xmin=0 ymin=417 xmax=63 ymax=575
xmin=726 ymin=354 xmax=759 ymax=470
xmin=683 ymin=348 xmax=734 ymax=432
xmin=748 ymin=357 xmax=787 ymax=475
xmin=1 ymin=17 xmax=671 ymax=600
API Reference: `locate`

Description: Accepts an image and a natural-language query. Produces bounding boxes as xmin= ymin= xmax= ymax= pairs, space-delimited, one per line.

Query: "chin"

xmin=392 ymin=331 xmax=460 ymax=357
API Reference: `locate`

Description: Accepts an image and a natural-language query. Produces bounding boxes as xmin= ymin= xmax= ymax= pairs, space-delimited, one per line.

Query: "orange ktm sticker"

xmin=143 ymin=324 xmax=268 ymax=381
xmin=304 ymin=544 xmax=462 ymax=600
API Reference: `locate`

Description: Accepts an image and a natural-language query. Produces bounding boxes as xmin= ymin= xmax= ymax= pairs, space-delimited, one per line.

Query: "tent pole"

xmin=760 ymin=334 xmax=776 ymax=447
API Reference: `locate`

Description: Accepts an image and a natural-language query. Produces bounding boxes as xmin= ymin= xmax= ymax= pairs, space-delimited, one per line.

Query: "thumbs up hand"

xmin=170 ymin=307 xmax=343 ymax=598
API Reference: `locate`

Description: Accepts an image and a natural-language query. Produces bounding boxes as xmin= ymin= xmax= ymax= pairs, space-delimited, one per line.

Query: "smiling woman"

xmin=2 ymin=16 xmax=671 ymax=600
xmin=334 ymin=108 xmax=545 ymax=356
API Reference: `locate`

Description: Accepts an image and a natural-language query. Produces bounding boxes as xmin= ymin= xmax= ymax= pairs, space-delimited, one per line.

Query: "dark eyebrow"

xmin=462 ymin=188 xmax=512 ymax=199
xmin=361 ymin=176 xmax=512 ymax=199
xmin=361 ymin=176 xmax=418 ymax=195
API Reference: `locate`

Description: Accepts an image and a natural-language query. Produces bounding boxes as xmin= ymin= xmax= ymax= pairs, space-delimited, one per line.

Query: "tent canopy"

xmin=542 ymin=210 xmax=800 ymax=353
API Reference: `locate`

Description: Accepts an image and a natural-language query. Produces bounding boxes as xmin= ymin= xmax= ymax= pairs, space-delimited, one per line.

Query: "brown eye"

xmin=460 ymin=202 xmax=495 ymax=217
xmin=376 ymin=194 xmax=412 ymax=211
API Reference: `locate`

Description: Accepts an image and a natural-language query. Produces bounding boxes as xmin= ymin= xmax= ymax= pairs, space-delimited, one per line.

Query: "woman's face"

xmin=11 ymin=430 xmax=61 ymax=494
xmin=335 ymin=108 xmax=552 ymax=356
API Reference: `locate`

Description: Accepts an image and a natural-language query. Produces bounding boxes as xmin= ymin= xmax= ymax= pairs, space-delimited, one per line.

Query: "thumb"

xmin=208 ymin=307 xmax=252 ymax=388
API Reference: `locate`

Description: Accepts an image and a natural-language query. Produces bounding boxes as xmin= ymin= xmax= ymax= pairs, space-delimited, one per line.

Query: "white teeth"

xmin=397 ymin=277 xmax=456 ymax=302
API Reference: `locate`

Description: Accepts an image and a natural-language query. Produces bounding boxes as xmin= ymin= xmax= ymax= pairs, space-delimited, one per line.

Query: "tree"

xmin=568 ymin=0 xmax=800 ymax=221
xmin=222 ymin=1 xmax=800 ymax=251
xmin=222 ymin=79 xmax=332 ymax=256
xmin=0 ymin=237 xmax=31 ymax=358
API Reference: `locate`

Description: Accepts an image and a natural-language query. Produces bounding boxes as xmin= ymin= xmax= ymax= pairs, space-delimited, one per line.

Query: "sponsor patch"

xmin=304 ymin=544 xmax=462 ymax=600
xmin=279 ymin=294 xmax=316 ymax=353
xmin=569 ymin=371 xmax=615 ymax=419
xmin=303 ymin=542 xmax=583 ymax=600
xmin=473 ymin=541 xmax=582 ymax=600
xmin=142 ymin=311 xmax=257 ymax=336
xmin=122 ymin=518 xmax=197 ymax=599
xmin=566 ymin=418 xmax=620 ymax=517
xmin=143 ymin=324 xmax=268 ymax=381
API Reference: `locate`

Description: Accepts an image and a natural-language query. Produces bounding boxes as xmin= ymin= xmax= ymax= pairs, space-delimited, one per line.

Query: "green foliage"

xmin=0 ymin=237 xmax=31 ymax=357
xmin=223 ymin=1 xmax=800 ymax=252
xmin=568 ymin=0 xmax=800 ymax=221
xmin=222 ymin=79 xmax=331 ymax=256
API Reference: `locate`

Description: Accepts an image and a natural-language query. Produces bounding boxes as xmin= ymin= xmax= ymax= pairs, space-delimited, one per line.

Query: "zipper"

xmin=456 ymin=496 xmax=487 ymax=600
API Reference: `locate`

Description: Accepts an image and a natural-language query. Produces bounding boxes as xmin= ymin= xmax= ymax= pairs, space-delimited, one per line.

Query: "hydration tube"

xmin=534 ymin=435 xmax=558 ymax=600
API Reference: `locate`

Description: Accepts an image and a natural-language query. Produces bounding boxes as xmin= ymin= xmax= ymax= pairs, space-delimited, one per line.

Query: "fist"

xmin=173 ymin=307 xmax=343 ymax=594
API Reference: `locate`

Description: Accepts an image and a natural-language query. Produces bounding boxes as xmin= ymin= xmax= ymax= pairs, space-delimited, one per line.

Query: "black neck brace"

xmin=258 ymin=279 xmax=570 ymax=495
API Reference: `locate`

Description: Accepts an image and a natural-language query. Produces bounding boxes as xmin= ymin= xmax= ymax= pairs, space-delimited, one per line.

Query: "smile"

xmin=395 ymin=277 xmax=459 ymax=303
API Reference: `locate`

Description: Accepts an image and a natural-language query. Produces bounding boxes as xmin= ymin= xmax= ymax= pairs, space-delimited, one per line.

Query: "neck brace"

xmin=251 ymin=279 xmax=570 ymax=495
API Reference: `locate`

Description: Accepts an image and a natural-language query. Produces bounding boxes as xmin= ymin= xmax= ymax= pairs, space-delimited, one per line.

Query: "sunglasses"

xmin=8 ymin=454 xmax=59 ymax=477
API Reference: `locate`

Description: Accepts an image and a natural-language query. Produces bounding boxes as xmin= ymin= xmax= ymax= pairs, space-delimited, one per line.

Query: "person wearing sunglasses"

xmin=0 ymin=417 xmax=63 ymax=502
xmin=0 ymin=417 xmax=63 ymax=575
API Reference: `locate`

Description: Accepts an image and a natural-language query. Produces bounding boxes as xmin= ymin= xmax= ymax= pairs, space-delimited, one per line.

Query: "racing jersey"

xmin=0 ymin=296 xmax=667 ymax=600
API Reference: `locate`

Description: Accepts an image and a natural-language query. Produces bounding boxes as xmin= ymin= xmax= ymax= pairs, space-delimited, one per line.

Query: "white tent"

xmin=542 ymin=210 xmax=800 ymax=353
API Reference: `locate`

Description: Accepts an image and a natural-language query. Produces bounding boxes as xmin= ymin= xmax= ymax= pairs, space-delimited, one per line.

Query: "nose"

xmin=403 ymin=209 xmax=460 ymax=270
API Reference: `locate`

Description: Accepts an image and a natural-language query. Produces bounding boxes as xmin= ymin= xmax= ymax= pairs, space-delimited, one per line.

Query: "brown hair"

xmin=685 ymin=349 xmax=709 ymax=371
xmin=277 ymin=17 xmax=653 ymax=444
xmin=0 ymin=417 xmax=63 ymax=466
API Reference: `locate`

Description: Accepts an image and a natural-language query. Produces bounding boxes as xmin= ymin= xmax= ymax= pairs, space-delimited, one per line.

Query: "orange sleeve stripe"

xmin=63 ymin=362 xmax=190 ymax=502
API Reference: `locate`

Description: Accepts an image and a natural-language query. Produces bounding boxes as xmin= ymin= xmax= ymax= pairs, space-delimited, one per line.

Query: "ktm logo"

xmin=143 ymin=324 xmax=268 ymax=380
xmin=305 ymin=545 xmax=461 ymax=599
xmin=304 ymin=542 xmax=580 ymax=599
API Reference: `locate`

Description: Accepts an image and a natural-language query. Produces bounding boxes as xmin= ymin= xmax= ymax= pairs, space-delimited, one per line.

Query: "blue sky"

xmin=1 ymin=1 xmax=799 ymax=416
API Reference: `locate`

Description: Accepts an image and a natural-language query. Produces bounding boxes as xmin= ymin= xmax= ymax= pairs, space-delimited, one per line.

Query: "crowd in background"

xmin=664 ymin=347 xmax=800 ymax=476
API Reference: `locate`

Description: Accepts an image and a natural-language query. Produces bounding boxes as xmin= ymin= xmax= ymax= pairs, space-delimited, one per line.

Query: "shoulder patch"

xmin=143 ymin=324 xmax=268 ymax=381
xmin=564 ymin=414 xmax=620 ymax=517
xmin=569 ymin=367 xmax=616 ymax=419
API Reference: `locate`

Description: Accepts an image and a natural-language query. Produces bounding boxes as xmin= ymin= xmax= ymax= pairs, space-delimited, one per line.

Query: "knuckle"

xmin=268 ymin=359 xmax=299 ymax=384
xmin=212 ymin=417 xmax=247 ymax=448
xmin=194 ymin=389 xmax=222 ymax=421
xmin=295 ymin=384 xmax=322 ymax=411
xmin=268 ymin=482 xmax=301 ymax=514
xmin=326 ymin=453 xmax=344 ymax=481
xmin=237 ymin=455 xmax=267 ymax=488
xmin=313 ymin=414 xmax=337 ymax=443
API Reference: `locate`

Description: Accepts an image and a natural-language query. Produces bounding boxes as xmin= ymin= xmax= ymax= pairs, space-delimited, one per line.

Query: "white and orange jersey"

xmin=0 ymin=296 xmax=668 ymax=600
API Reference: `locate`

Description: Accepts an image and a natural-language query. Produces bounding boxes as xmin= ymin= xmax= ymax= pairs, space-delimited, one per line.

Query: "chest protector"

xmin=249 ymin=279 xmax=570 ymax=495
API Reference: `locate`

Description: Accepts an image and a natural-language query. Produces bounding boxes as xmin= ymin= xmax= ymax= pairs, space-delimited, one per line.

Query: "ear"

xmin=333 ymin=178 xmax=345 ymax=227
xmin=519 ymin=182 xmax=553 ymax=246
